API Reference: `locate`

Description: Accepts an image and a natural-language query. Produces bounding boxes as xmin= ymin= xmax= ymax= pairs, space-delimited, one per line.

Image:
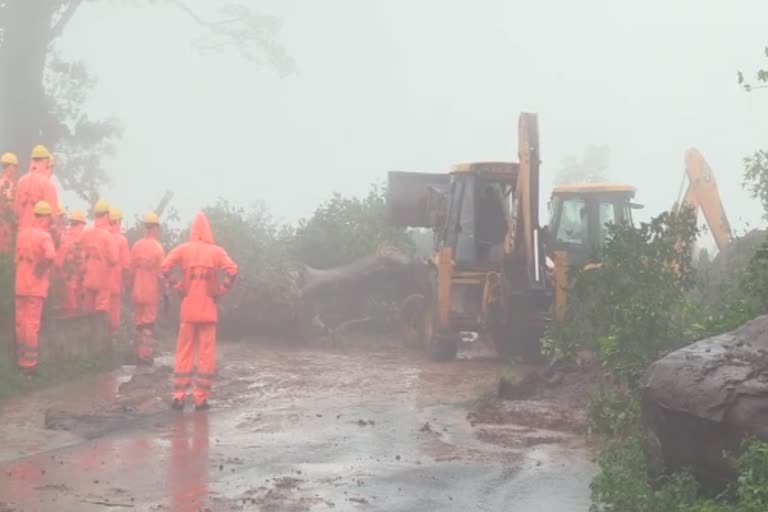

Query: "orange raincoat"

xmin=130 ymin=227 xmax=165 ymax=362
xmin=0 ymin=164 xmax=17 ymax=252
xmin=80 ymin=216 xmax=118 ymax=313
xmin=55 ymin=222 xmax=85 ymax=317
xmin=13 ymin=161 xmax=58 ymax=231
xmin=15 ymin=216 xmax=55 ymax=369
xmin=109 ymin=221 xmax=131 ymax=333
xmin=160 ymin=213 xmax=237 ymax=406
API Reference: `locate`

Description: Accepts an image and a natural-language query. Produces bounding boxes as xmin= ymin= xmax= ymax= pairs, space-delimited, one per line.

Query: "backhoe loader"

xmin=387 ymin=113 xmax=640 ymax=359
xmin=388 ymin=113 xmax=732 ymax=361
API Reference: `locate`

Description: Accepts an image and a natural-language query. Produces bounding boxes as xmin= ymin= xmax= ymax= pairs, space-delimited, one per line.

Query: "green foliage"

xmin=0 ymin=347 xmax=117 ymax=403
xmin=203 ymin=198 xmax=294 ymax=287
xmin=588 ymin=389 xmax=641 ymax=437
xmin=743 ymin=150 xmax=768 ymax=221
xmin=292 ymin=184 xmax=413 ymax=268
xmin=45 ymin=53 xmax=122 ymax=201
xmin=690 ymin=237 xmax=768 ymax=338
xmin=544 ymin=208 xmax=698 ymax=385
xmin=591 ymin=437 xmax=768 ymax=512
xmin=555 ymin=144 xmax=612 ymax=185
xmin=733 ymin=439 xmax=768 ymax=511
xmin=737 ymin=46 xmax=768 ymax=92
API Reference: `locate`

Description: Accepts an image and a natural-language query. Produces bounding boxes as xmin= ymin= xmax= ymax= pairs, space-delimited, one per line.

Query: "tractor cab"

xmin=547 ymin=183 xmax=637 ymax=265
xmin=440 ymin=162 xmax=519 ymax=268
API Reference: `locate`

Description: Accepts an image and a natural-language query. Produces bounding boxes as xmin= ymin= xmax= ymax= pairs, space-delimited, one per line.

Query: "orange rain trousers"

xmin=109 ymin=294 xmax=121 ymax=333
xmin=134 ymin=302 xmax=159 ymax=362
xmin=82 ymin=288 xmax=110 ymax=313
xmin=15 ymin=296 xmax=43 ymax=369
xmin=80 ymin=219 xmax=117 ymax=314
xmin=59 ymin=280 xmax=80 ymax=317
xmin=109 ymin=231 xmax=130 ymax=333
xmin=172 ymin=322 xmax=217 ymax=406
xmin=55 ymin=225 xmax=85 ymax=317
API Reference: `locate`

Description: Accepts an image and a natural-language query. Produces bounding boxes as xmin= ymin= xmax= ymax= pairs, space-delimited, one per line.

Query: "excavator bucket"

xmin=386 ymin=171 xmax=450 ymax=228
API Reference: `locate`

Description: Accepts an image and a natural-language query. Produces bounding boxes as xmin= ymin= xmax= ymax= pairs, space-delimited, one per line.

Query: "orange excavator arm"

xmin=515 ymin=112 xmax=543 ymax=283
xmin=679 ymin=148 xmax=732 ymax=252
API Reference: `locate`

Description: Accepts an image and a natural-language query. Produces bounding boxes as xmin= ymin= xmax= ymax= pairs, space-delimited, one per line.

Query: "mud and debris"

xmin=0 ymin=339 xmax=595 ymax=511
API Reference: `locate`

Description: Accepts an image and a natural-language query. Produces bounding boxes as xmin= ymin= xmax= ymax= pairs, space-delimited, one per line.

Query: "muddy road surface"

xmin=0 ymin=339 xmax=594 ymax=511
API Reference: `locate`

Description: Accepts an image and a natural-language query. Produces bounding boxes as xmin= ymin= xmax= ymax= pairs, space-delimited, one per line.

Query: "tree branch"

xmin=168 ymin=0 xmax=294 ymax=75
xmin=49 ymin=0 xmax=84 ymax=43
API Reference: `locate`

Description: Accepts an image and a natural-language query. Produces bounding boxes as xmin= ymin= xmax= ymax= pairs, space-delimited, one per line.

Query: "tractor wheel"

xmin=421 ymin=278 xmax=458 ymax=362
xmin=487 ymin=300 xmax=544 ymax=362
xmin=426 ymin=334 xmax=459 ymax=361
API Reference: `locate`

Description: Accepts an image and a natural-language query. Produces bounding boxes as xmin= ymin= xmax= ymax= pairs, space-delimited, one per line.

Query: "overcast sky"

xmin=57 ymin=0 xmax=767 ymax=241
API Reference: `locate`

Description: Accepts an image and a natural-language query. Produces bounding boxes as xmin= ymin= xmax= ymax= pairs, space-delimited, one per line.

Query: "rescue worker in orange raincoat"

xmin=14 ymin=145 xmax=58 ymax=231
xmin=130 ymin=212 xmax=165 ymax=365
xmin=160 ymin=212 xmax=238 ymax=411
xmin=108 ymin=207 xmax=131 ymax=337
xmin=53 ymin=202 xmax=67 ymax=246
xmin=0 ymin=152 xmax=19 ymax=252
xmin=80 ymin=200 xmax=118 ymax=343
xmin=55 ymin=210 xmax=87 ymax=317
xmin=15 ymin=200 xmax=56 ymax=373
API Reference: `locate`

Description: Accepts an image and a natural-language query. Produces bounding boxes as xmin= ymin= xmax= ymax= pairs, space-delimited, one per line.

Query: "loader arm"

xmin=680 ymin=148 xmax=732 ymax=252
xmin=515 ymin=112 xmax=542 ymax=283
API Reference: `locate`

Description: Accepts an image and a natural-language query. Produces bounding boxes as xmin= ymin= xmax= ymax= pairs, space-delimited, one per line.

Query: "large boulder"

xmin=642 ymin=315 xmax=768 ymax=484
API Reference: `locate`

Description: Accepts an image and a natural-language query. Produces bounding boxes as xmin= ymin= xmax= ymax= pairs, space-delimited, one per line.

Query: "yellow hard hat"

xmin=142 ymin=211 xmax=160 ymax=225
xmin=108 ymin=207 xmax=123 ymax=221
xmin=57 ymin=203 xmax=65 ymax=216
xmin=30 ymin=145 xmax=51 ymax=160
xmin=33 ymin=201 xmax=52 ymax=216
xmin=93 ymin=199 xmax=110 ymax=215
xmin=0 ymin=153 xmax=18 ymax=166
xmin=69 ymin=209 xmax=86 ymax=223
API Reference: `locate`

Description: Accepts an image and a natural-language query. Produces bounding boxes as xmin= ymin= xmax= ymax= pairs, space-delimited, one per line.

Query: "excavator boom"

xmin=680 ymin=148 xmax=732 ymax=252
xmin=515 ymin=113 xmax=542 ymax=283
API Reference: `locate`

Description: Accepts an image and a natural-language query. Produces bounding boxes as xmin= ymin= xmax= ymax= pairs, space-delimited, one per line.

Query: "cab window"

xmin=555 ymin=198 xmax=587 ymax=245
xmin=598 ymin=201 xmax=616 ymax=244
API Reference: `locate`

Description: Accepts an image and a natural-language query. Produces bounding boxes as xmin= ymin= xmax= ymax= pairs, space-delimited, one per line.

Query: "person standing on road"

xmin=55 ymin=210 xmax=87 ymax=317
xmin=160 ymin=212 xmax=238 ymax=411
xmin=0 ymin=152 xmax=19 ymax=252
xmin=14 ymin=201 xmax=55 ymax=374
xmin=80 ymin=200 xmax=118 ymax=346
xmin=130 ymin=211 xmax=165 ymax=365
xmin=108 ymin=207 xmax=131 ymax=338
xmin=14 ymin=145 xmax=58 ymax=231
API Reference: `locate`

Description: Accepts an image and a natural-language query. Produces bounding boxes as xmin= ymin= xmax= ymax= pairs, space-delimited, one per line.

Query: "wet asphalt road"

xmin=0 ymin=343 xmax=594 ymax=511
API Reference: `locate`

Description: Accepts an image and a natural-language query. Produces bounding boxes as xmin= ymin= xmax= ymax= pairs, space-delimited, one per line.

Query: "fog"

xmin=57 ymin=0 xmax=767 ymax=235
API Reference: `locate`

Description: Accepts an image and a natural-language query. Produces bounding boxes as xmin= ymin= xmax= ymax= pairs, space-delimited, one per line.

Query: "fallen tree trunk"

xmin=217 ymin=245 xmax=428 ymax=340
xmin=642 ymin=314 xmax=768 ymax=484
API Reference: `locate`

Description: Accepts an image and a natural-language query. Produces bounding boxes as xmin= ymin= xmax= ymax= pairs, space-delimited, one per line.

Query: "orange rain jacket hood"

xmin=190 ymin=213 xmax=214 ymax=244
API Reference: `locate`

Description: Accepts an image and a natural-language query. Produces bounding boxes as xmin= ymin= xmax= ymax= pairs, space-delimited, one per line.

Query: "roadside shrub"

xmin=591 ymin=438 xmax=768 ymax=512
xmin=544 ymin=208 xmax=699 ymax=386
xmin=291 ymin=184 xmax=413 ymax=268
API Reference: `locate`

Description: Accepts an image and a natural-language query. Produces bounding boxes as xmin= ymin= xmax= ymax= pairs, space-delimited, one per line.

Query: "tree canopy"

xmin=0 ymin=0 xmax=292 ymax=200
xmin=554 ymin=144 xmax=611 ymax=185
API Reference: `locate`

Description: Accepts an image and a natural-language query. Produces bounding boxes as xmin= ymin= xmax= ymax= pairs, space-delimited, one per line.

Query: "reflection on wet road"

xmin=0 ymin=343 xmax=595 ymax=511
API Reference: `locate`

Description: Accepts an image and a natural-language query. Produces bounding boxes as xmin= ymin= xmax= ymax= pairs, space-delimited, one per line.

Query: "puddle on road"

xmin=0 ymin=345 xmax=596 ymax=511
